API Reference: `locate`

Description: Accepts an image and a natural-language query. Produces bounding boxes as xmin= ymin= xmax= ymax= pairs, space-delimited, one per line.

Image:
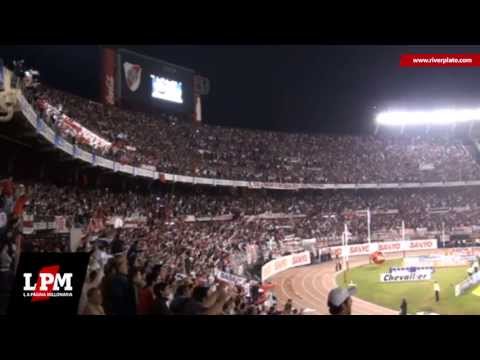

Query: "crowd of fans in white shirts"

xmin=23 ymin=85 xmax=480 ymax=184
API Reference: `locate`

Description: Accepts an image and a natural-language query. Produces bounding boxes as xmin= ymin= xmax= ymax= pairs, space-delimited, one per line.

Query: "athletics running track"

xmin=270 ymin=249 xmax=443 ymax=315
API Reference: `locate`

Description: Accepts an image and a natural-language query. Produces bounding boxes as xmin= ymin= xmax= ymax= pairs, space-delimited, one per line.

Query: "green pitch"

xmin=336 ymin=259 xmax=480 ymax=315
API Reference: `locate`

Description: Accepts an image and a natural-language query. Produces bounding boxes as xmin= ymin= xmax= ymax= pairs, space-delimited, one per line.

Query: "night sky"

xmin=2 ymin=45 xmax=480 ymax=134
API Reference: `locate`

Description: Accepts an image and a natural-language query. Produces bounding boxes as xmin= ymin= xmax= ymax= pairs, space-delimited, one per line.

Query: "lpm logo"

xmin=8 ymin=253 xmax=89 ymax=315
xmin=23 ymin=265 xmax=73 ymax=302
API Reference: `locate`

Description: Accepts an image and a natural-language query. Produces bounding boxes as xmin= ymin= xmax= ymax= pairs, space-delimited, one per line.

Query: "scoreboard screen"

xmin=117 ymin=48 xmax=194 ymax=114
xmin=150 ymin=75 xmax=183 ymax=104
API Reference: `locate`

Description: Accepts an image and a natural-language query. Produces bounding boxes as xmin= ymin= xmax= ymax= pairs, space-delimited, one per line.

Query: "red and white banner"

xmin=329 ymin=239 xmax=438 ymax=258
xmin=101 ymin=48 xmax=116 ymax=105
xmin=261 ymin=251 xmax=311 ymax=281
xmin=104 ymin=216 xmax=147 ymax=229
xmin=58 ymin=115 xmax=112 ymax=150
xmin=22 ymin=214 xmax=35 ymax=235
xmin=37 ymin=98 xmax=112 ymax=151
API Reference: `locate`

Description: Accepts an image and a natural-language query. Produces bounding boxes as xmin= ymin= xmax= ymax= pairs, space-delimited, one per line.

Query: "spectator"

xmin=283 ymin=299 xmax=293 ymax=315
xmin=181 ymin=283 xmax=230 ymax=315
xmin=169 ymin=283 xmax=193 ymax=314
xmin=399 ymin=298 xmax=408 ymax=315
xmin=100 ymin=257 xmax=116 ymax=315
xmin=0 ymin=197 xmax=7 ymax=244
xmin=0 ymin=178 xmax=15 ymax=215
xmin=151 ymin=282 xmax=173 ymax=315
xmin=129 ymin=267 xmax=146 ymax=308
xmin=78 ymin=270 xmax=102 ymax=314
xmin=434 ymin=281 xmax=440 ymax=303
xmin=82 ymin=287 xmax=105 ymax=315
xmin=0 ymin=246 xmax=15 ymax=315
xmin=137 ymin=272 xmax=157 ymax=315
xmin=110 ymin=231 xmax=125 ymax=256
xmin=108 ymin=256 xmax=137 ymax=315
xmin=327 ymin=287 xmax=356 ymax=315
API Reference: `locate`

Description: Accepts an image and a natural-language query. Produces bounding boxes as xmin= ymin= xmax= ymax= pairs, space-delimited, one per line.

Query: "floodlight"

xmin=376 ymin=108 xmax=480 ymax=126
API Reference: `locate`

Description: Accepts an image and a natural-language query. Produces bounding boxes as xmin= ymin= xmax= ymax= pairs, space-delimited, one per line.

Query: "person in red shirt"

xmin=0 ymin=178 xmax=15 ymax=198
xmin=13 ymin=185 xmax=28 ymax=218
xmin=137 ymin=272 xmax=157 ymax=315
xmin=0 ymin=178 xmax=15 ymax=215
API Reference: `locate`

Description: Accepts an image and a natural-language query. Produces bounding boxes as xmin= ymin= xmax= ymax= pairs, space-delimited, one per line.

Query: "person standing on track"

xmin=399 ymin=298 xmax=407 ymax=315
xmin=327 ymin=287 xmax=356 ymax=315
xmin=433 ymin=281 xmax=440 ymax=302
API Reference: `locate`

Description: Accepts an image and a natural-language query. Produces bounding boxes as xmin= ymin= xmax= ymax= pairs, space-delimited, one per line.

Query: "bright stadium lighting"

xmin=376 ymin=108 xmax=480 ymax=126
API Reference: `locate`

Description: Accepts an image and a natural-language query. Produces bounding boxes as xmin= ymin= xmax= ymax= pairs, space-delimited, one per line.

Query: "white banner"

xmin=256 ymin=212 xmax=306 ymax=220
xmin=372 ymin=209 xmax=399 ymax=215
xmin=301 ymin=238 xmax=317 ymax=246
xmin=104 ymin=216 xmax=147 ymax=228
xmin=214 ymin=269 xmax=248 ymax=285
xmin=428 ymin=207 xmax=450 ymax=214
xmin=123 ymin=216 xmax=147 ymax=228
xmin=452 ymin=226 xmax=473 ymax=235
xmin=444 ymin=247 xmax=480 ymax=257
xmin=405 ymin=248 xmax=480 ymax=268
xmin=140 ymin=164 xmax=157 ymax=172
xmin=419 ymin=163 xmax=435 ymax=171
xmin=261 ymin=251 xmax=311 ymax=281
xmin=380 ymin=267 xmax=433 ymax=282
xmin=330 ymin=239 xmax=438 ymax=258
xmin=188 ymin=214 xmax=234 ymax=222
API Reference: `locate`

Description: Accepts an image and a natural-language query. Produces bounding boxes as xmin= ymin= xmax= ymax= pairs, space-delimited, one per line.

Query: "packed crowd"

xmin=1 ymin=178 xmax=308 ymax=315
xmin=4 ymin=79 xmax=480 ymax=315
xmin=23 ymin=85 xmax=480 ymax=184
xmin=21 ymin=182 xmax=480 ymax=237
xmin=3 ymin=177 xmax=480 ymax=315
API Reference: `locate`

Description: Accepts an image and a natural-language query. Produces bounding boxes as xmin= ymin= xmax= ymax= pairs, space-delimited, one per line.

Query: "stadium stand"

xmin=2 ymin=64 xmax=480 ymax=315
xmin=24 ymin=85 xmax=480 ymax=184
